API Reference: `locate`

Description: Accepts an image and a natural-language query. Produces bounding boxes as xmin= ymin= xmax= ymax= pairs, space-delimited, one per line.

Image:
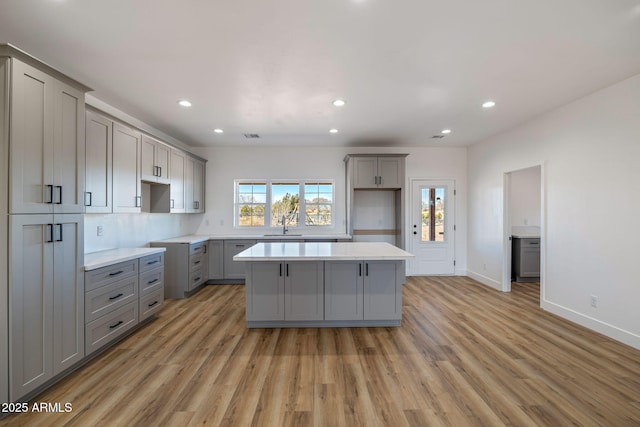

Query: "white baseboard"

xmin=467 ymin=270 xmax=502 ymax=290
xmin=541 ymin=300 xmax=640 ymax=350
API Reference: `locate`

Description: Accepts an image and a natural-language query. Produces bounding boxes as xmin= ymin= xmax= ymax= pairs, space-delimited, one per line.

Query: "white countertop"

xmin=233 ymin=242 xmax=414 ymax=261
xmin=84 ymin=247 xmax=166 ymax=271
xmin=151 ymin=234 xmax=352 ymax=244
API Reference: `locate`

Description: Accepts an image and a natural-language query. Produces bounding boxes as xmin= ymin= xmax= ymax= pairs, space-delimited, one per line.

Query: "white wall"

xmin=468 ymin=73 xmax=640 ymax=349
xmin=85 ymin=213 xmax=193 ymax=253
xmin=191 ymin=145 xmax=468 ymax=273
xmin=509 ymin=166 xmax=541 ymax=230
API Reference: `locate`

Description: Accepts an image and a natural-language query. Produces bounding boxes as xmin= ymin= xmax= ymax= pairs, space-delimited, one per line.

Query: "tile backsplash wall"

xmin=85 ymin=213 xmax=193 ymax=253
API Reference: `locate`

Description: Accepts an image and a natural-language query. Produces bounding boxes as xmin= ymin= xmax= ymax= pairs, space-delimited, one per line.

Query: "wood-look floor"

xmin=3 ymin=277 xmax=640 ymax=426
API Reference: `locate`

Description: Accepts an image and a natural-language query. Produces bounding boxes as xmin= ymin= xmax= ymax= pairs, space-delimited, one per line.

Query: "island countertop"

xmin=233 ymin=242 xmax=414 ymax=261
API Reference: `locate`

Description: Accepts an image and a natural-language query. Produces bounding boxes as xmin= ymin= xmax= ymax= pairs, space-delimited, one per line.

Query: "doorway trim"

xmin=502 ymin=164 xmax=546 ymax=306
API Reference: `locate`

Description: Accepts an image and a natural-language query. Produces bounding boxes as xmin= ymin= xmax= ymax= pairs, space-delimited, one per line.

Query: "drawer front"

xmin=85 ymin=260 xmax=138 ymax=291
xmin=190 ymin=253 xmax=205 ymax=272
xmin=139 ymin=253 xmax=164 ymax=273
xmin=85 ymin=276 xmax=138 ymax=323
xmin=190 ymin=242 xmax=207 ymax=256
xmin=139 ymin=268 xmax=164 ymax=295
xmin=189 ymin=268 xmax=205 ymax=291
xmin=139 ymin=289 xmax=164 ymax=321
xmin=85 ymin=301 xmax=138 ymax=355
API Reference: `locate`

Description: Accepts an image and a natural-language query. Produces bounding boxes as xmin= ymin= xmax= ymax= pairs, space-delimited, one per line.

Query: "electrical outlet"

xmin=96 ymin=225 xmax=104 ymax=237
xmin=483 ymin=263 xmax=487 ymax=271
xmin=590 ymin=295 xmax=598 ymax=308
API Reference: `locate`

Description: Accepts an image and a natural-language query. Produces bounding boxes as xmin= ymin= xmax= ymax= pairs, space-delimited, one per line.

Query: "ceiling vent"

xmin=244 ymin=133 xmax=260 ymax=139
xmin=431 ymin=135 xmax=445 ymax=139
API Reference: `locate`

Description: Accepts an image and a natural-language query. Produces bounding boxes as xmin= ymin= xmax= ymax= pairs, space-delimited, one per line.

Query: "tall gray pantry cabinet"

xmin=0 ymin=45 xmax=90 ymax=404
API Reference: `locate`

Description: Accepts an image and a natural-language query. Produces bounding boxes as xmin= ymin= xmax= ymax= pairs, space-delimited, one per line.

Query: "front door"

xmin=409 ymin=180 xmax=455 ymax=275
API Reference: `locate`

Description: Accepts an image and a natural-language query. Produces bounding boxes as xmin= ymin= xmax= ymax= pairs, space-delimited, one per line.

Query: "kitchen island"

xmin=234 ymin=242 xmax=414 ymax=328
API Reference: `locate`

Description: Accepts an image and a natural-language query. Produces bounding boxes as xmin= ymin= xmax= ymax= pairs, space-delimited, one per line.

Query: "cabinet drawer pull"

xmin=235 ymin=244 xmax=245 ymax=248
xmin=109 ymin=320 xmax=123 ymax=329
xmin=109 ymin=293 xmax=124 ymax=301
xmin=146 ymin=260 xmax=159 ymax=265
xmin=55 ymin=186 xmax=63 ymax=204
xmin=194 ymin=260 xmax=201 ymax=265
xmin=147 ymin=278 xmax=159 ymax=285
xmin=193 ymin=277 xmax=201 ymax=282
xmin=109 ymin=270 xmax=124 ymax=277
xmin=148 ymin=301 xmax=159 ymax=308
xmin=46 ymin=185 xmax=54 ymax=204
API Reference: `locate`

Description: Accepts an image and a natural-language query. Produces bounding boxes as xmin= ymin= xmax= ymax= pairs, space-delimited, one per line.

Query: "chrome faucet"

xmin=282 ymin=214 xmax=288 ymax=234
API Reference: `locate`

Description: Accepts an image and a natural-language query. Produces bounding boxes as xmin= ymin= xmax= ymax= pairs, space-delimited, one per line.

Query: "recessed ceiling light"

xmin=329 ymin=129 xmax=339 ymax=134
xmin=332 ymin=99 xmax=346 ymax=107
xmin=441 ymin=129 xmax=452 ymax=134
xmin=482 ymin=101 xmax=496 ymax=108
xmin=178 ymin=100 xmax=192 ymax=107
xmin=213 ymin=128 xmax=224 ymax=134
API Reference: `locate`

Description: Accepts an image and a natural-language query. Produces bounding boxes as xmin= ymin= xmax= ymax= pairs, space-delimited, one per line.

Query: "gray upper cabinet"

xmin=112 ymin=122 xmax=142 ymax=213
xmin=186 ymin=156 xmax=205 ymax=213
xmin=169 ymin=148 xmax=186 ymax=213
xmin=9 ymin=214 xmax=84 ymax=400
xmin=10 ymin=58 xmax=85 ymax=214
xmin=352 ymin=156 xmax=404 ymax=189
xmin=141 ymin=134 xmax=170 ymax=184
xmin=85 ymin=110 xmax=112 ymax=213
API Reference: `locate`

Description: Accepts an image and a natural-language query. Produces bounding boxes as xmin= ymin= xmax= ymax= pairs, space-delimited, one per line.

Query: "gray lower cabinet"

xmin=223 ymin=240 xmax=256 ymax=279
xmin=245 ymin=261 xmax=324 ymax=322
xmin=85 ymin=260 xmax=139 ymax=355
xmin=150 ymin=241 xmax=208 ymax=298
xmin=363 ymin=261 xmax=403 ymax=321
xmin=9 ymin=214 xmax=84 ymax=400
xmin=84 ymin=253 xmax=165 ymax=355
xmin=208 ymin=240 xmax=224 ymax=279
xmin=512 ymin=237 xmax=541 ymax=282
xmin=324 ymin=261 xmax=364 ymax=321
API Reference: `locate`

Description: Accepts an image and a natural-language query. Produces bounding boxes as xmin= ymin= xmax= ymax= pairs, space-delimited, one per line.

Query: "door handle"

xmin=56 ymin=224 xmax=63 ymax=242
xmin=55 ymin=186 xmax=62 ymax=204
xmin=85 ymin=192 xmax=92 ymax=206
xmin=46 ymin=185 xmax=54 ymax=204
xmin=46 ymin=224 xmax=54 ymax=243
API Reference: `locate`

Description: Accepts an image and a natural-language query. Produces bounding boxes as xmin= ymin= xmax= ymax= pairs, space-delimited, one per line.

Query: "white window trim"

xmin=234 ymin=179 xmax=335 ymax=230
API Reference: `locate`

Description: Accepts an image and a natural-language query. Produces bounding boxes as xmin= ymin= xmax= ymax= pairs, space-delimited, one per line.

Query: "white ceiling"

xmin=2 ymin=0 xmax=640 ymax=148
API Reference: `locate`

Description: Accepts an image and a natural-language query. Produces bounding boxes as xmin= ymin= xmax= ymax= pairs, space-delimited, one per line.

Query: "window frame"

xmin=234 ymin=179 xmax=335 ymax=230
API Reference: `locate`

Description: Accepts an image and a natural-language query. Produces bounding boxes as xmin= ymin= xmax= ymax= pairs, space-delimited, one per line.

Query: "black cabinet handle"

xmin=109 ymin=293 xmax=124 ymax=301
xmin=148 ymin=278 xmax=159 ymax=285
xmin=286 ymin=264 xmax=289 ymax=277
xmin=203 ymin=244 xmax=207 ymax=254
xmin=56 ymin=223 xmax=63 ymax=242
xmin=148 ymin=301 xmax=159 ymax=308
xmin=170 ymin=199 xmax=175 ymax=209
xmin=85 ymin=191 xmax=92 ymax=206
xmin=146 ymin=260 xmax=159 ymax=265
xmin=55 ymin=186 xmax=62 ymax=204
xmin=109 ymin=270 xmax=124 ymax=277
xmin=46 ymin=185 xmax=54 ymax=204
xmin=194 ymin=260 xmax=201 ymax=265
xmin=46 ymin=224 xmax=54 ymax=243
xmin=109 ymin=320 xmax=123 ymax=329
xmin=158 ymin=166 xmax=162 ymax=177
xmin=279 ymin=263 xmax=282 ymax=277
xmin=359 ymin=263 xmax=362 ymax=276
xmin=194 ymin=277 xmax=201 ymax=282
xmin=365 ymin=263 xmax=369 ymax=276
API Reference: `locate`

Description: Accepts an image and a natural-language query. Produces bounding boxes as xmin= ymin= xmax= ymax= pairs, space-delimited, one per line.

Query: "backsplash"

xmin=85 ymin=213 xmax=193 ymax=253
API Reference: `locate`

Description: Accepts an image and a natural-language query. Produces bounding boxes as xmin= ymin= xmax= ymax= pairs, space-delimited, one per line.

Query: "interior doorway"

xmin=502 ymin=166 xmax=543 ymax=298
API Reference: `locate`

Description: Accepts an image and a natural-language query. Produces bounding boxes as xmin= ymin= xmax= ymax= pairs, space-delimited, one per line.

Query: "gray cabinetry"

xmin=363 ymin=261 xmax=403 ymax=321
xmin=324 ymin=261 xmax=364 ymax=321
xmin=85 ymin=110 xmax=112 ymax=213
xmin=186 ymin=156 xmax=205 ymax=213
xmin=169 ymin=148 xmax=186 ymax=213
xmin=245 ymin=261 xmax=323 ymax=322
xmin=112 ymin=122 xmax=142 ymax=213
xmin=138 ymin=253 xmax=165 ymax=321
xmin=141 ymin=134 xmax=170 ymax=184
xmin=512 ymin=237 xmax=541 ymax=282
xmin=352 ymin=156 xmax=403 ymax=189
xmin=9 ymin=214 xmax=84 ymax=399
xmin=208 ymin=240 xmax=224 ymax=279
xmin=285 ymin=261 xmax=324 ymax=321
xmin=150 ymin=241 xmax=208 ymax=298
xmin=10 ymin=58 xmax=85 ymax=215
xmin=223 ymin=240 xmax=256 ymax=279
xmin=84 ymin=260 xmax=138 ymax=355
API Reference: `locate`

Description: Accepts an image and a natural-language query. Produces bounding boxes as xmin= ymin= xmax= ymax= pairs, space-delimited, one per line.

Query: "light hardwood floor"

xmin=2 ymin=277 xmax=640 ymax=426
